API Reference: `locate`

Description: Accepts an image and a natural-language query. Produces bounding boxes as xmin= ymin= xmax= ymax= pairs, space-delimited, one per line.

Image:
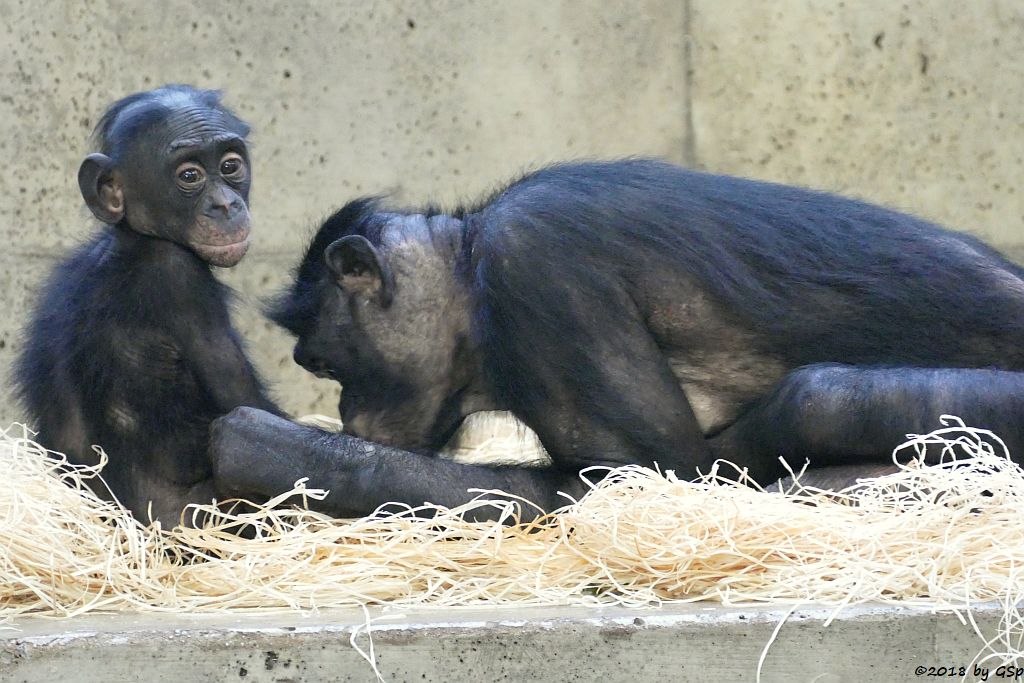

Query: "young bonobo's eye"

xmin=219 ymin=152 xmax=247 ymax=181
xmin=175 ymin=162 xmax=206 ymax=191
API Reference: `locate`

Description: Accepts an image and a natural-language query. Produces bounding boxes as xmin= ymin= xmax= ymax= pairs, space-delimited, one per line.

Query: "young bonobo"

xmin=16 ymin=85 xmax=279 ymax=524
xmin=210 ymin=160 xmax=1024 ymax=520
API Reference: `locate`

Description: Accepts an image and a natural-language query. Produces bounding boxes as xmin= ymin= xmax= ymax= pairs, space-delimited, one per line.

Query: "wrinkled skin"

xmin=16 ymin=86 xmax=279 ymax=525
xmin=78 ymin=89 xmax=254 ymax=268
xmin=288 ymin=211 xmax=486 ymax=451
xmin=211 ymin=161 xmax=1024 ymax=521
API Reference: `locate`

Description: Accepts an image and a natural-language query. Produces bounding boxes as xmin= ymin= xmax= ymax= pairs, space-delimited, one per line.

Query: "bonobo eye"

xmin=219 ymin=152 xmax=246 ymax=180
xmin=175 ymin=162 xmax=205 ymax=191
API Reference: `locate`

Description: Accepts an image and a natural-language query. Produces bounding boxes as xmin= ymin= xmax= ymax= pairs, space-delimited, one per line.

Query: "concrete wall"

xmin=0 ymin=604 xmax=1009 ymax=682
xmin=690 ymin=1 xmax=1024 ymax=256
xmin=0 ymin=1 xmax=1021 ymax=421
xmin=0 ymin=0 xmax=689 ymax=420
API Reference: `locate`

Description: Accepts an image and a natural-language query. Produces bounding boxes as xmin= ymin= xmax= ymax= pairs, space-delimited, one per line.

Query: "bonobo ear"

xmin=324 ymin=235 xmax=395 ymax=307
xmin=78 ymin=153 xmax=125 ymax=224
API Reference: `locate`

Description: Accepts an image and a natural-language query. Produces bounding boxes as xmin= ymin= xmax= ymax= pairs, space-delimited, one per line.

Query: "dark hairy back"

xmin=472 ymin=159 xmax=1024 ymax=368
xmin=16 ymin=232 xmax=226 ymax=451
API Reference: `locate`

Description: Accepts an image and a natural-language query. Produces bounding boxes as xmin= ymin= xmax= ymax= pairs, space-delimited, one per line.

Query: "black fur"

xmin=269 ymin=197 xmax=383 ymax=339
xmin=471 ymin=160 xmax=1024 ymax=368
xmin=16 ymin=86 xmax=278 ymax=523
xmin=214 ymin=159 xmax=1024 ymax=521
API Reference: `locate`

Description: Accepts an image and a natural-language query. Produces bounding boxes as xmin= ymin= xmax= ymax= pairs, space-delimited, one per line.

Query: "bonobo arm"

xmin=210 ymin=407 xmax=587 ymax=521
xmin=174 ymin=314 xmax=282 ymax=416
xmin=156 ymin=255 xmax=281 ymax=417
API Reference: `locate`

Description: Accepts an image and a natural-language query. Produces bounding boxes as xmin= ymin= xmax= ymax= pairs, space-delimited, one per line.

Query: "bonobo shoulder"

xmin=96 ymin=218 xmax=235 ymax=329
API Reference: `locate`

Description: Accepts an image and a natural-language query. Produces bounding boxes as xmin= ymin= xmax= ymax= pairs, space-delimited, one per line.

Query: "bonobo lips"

xmin=312 ymin=367 xmax=339 ymax=381
xmin=191 ymin=236 xmax=251 ymax=267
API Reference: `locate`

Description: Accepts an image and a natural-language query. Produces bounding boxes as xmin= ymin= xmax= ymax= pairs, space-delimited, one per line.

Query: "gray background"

xmin=1 ymin=1 xmax=1021 ymax=422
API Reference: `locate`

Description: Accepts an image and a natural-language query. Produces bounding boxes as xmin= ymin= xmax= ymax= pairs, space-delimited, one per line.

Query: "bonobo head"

xmin=78 ymin=85 xmax=253 ymax=267
xmin=270 ymin=200 xmax=486 ymax=450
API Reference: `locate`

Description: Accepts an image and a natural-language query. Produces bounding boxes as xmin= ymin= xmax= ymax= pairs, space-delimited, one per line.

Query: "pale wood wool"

xmin=1 ymin=418 xmax=1021 ymax=669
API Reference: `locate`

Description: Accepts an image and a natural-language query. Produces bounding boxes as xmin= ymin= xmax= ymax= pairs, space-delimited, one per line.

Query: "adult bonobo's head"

xmin=270 ymin=200 xmax=484 ymax=451
xmin=78 ymin=85 xmax=253 ymax=267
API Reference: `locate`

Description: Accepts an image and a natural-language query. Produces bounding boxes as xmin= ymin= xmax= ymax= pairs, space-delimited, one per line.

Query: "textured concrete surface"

xmin=0 ymin=0 xmax=688 ymax=421
xmin=690 ymin=0 xmax=1024 ymax=257
xmin=0 ymin=603 xmax=1008 ymax=682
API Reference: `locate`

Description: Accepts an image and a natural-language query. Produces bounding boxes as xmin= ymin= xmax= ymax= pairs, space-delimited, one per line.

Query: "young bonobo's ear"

xmin=324 ymin=235 xmax=395 ymax=307
xmin=78 ymin=153 xmax=125 ymax=224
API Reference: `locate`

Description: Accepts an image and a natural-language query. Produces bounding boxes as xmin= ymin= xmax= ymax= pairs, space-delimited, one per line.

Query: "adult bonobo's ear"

xmin=325 ymin=235 xmax=395 ymax=307
xmin=78 ymin=153 xmax=125 ymax=224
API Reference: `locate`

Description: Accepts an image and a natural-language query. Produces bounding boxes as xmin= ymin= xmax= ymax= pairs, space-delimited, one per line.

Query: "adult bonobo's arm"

xmin=210 ymin=407 xmax=584 ymax=521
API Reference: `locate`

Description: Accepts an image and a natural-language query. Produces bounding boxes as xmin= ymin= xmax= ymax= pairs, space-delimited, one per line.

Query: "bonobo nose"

xmin=204 ymin=196 xmax=243 ymax=219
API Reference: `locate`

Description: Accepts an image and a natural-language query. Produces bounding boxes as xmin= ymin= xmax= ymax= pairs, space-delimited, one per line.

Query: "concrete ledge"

xmin=0 ymin=603 xmax=1006 ymax=682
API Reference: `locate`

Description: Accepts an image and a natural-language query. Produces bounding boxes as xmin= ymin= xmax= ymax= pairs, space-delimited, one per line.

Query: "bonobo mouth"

xmin=311 ymin=367 xmax=339 ymax=381
xmin=190 ymin=237 xmax=251 ymax=267
xmin=299 ymin=360 xmax=340 ymax=381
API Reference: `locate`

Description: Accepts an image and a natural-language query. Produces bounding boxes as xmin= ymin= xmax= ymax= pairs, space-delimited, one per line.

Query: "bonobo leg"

xmin=709 ymin=363 xmax=1024 ymax=484
xmin=123 ymin=469 xmax=220 ymax=527
xmin=210 ymin=408 xmax=585 ymax=522
xmin=766 ymin=464 xmax=902 ymax=493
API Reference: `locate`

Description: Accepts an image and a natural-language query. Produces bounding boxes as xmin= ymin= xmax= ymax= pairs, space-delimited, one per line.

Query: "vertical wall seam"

xmin=681 ymin=0 xmax=697 ymax=168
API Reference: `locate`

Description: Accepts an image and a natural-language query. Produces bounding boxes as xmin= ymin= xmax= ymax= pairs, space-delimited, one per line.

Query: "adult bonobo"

xmin=16 ymin=85 xmax=279 ymax=524
xmin=210 ymin=160 xmax=1024 ymax=519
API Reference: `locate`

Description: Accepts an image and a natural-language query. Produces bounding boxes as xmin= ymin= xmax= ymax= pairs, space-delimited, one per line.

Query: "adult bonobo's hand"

xmin=210 ymin=407 xmax=359 ymax=504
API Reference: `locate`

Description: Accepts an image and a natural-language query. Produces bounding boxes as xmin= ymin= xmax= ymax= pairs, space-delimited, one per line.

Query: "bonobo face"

xmin=272 ymin=205 xmax=475 ymax=450
xmin=78 ymin=88 xmax=253 ymax=267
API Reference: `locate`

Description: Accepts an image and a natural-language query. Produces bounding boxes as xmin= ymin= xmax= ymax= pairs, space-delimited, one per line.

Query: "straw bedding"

xmin=1 ymin=415 xmax=1022 ymax=664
